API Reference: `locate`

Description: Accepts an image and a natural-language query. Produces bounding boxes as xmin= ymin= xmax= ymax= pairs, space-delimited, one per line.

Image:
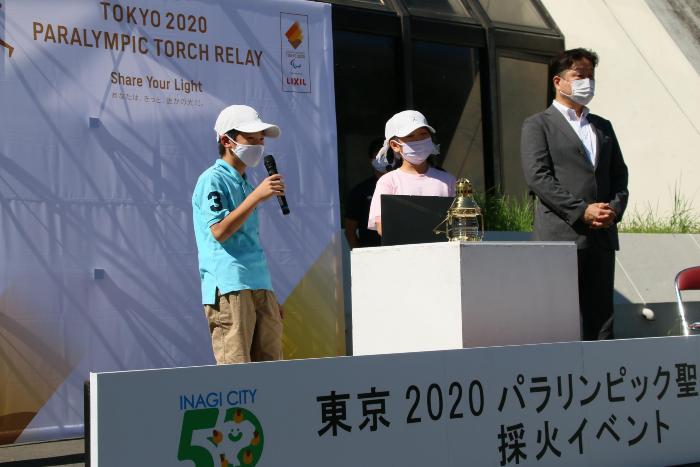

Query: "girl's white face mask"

xmin=561 ymin=78 xmax=595 ymax=106
xmin=399 ymin=137 xmax=436 ymax=165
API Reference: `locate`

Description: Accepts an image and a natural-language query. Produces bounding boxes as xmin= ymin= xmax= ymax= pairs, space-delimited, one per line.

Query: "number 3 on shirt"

xmin=208 ymin=191 xmax=223 ymax=212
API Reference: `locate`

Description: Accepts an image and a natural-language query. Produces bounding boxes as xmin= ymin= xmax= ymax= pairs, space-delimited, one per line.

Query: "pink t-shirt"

xmin=367 ymin=167 xmax=456 ymax=230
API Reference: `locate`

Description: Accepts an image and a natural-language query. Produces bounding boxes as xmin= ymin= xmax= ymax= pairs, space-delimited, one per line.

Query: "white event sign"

xmin=91 ymin=336 xmax=700 ymax=466
xmin=0 ymin=0 xmax=339 ymax=443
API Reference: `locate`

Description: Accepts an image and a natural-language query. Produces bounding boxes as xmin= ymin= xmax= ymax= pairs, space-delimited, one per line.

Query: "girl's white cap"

xmin=376 ymin=110 xmax=436 ymax=162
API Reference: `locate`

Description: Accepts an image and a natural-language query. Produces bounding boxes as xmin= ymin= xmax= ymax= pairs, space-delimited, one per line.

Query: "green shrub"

xmin=474 ymin=192 xmax=534 ymax=232
xmin=619 ymin=188 xmax=700 ymax=233
xmin=473 ymin=186 xmax=700 ymax=234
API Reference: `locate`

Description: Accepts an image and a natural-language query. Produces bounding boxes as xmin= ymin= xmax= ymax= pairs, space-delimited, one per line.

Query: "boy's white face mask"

xmin=233 ymin=142 xmax=265 ymax=167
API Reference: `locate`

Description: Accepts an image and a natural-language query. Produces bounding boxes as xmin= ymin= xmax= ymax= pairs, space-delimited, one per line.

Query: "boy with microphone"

xmin=192 ymin=104 xmax=285 ymax=364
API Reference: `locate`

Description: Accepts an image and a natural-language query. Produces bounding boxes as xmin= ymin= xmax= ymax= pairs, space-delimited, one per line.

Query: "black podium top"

xmin=380 ymin=195 xmax=453 ymax=246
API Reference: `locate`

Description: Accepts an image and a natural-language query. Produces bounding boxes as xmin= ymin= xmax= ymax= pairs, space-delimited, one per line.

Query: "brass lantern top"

xmin=434 ymin=178 xmax=483 ymax=242
xmin=452 ymin=179 xmax=480 ymax=213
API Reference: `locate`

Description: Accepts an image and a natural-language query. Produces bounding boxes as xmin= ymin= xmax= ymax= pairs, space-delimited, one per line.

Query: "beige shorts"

xmin=204 ymin=289 xmax=283 ymax=364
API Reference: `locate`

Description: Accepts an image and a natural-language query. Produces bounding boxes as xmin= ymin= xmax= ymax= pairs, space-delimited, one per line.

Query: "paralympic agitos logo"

xmin=178 ymin=406 xmax=265 ymax=467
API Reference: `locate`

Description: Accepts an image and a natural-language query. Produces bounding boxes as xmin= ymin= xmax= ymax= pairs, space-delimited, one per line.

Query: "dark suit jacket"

xmin=520 ymin=104 xmax=629 ymax=250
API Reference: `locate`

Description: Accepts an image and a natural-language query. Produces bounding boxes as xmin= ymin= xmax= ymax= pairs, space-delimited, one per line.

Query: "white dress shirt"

xmin=552 ymin=99 xmax=598 ymax=166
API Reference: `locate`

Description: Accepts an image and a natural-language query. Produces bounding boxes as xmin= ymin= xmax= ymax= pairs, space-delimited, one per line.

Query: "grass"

xmin=619 ymin=188 xmax=700 ymax=233
xmin=473 ymin=186 xmax=700 ymax=234
xmin=473 ymin=192 xmax=534 ymax=232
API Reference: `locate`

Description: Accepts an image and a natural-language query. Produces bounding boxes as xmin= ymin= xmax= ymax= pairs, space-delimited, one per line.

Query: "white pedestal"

xmin=351 ymin=242 xmax=580 ymax=355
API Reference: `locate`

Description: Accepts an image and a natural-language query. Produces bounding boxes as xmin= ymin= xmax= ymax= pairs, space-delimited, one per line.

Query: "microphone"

xmin=263 ymin=155 xmax=290 ymax=215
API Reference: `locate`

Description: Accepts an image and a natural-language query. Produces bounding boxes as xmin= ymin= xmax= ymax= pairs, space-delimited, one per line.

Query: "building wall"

xmin=540 ymin=0 xmax=700 ymax=217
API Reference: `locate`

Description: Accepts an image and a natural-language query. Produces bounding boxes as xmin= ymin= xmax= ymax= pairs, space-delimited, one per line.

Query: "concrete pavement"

xmin=0 ymin=438 xmax=84 ymax=466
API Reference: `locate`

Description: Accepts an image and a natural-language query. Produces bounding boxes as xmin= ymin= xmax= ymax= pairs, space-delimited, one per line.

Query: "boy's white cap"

xmin=214 ymin=105 xmax=280 ymax=141
xmin=376 ymin=110 xmax=436 ymax=161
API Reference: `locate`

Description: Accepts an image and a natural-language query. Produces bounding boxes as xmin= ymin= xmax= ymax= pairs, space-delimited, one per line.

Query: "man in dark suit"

xmin=520 ymin=48 xmax=629 ymax=340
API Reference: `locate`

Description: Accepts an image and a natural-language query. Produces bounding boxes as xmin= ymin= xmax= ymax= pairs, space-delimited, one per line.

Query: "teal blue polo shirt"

xmin=192 ymin=159 xmax=273 ymax=305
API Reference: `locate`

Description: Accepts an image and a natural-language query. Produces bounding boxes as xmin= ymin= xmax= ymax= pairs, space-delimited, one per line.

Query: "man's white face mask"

xmin=561 ymin=78 xmax=595 ymax=106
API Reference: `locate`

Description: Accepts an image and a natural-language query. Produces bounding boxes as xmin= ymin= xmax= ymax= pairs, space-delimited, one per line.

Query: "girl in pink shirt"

xmin=368 ymin=110 xmax=456 ymax=235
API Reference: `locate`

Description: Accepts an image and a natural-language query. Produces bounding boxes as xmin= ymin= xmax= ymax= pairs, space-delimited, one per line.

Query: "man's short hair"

xmin=218 ymin=130 xmax=240 ymax=156
xmin=550 ymin=48 xmax=599 ymax=78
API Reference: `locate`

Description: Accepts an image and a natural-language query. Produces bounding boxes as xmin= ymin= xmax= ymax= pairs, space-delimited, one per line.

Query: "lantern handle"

xmin=433 ymin=215 xmax=449 ymax=236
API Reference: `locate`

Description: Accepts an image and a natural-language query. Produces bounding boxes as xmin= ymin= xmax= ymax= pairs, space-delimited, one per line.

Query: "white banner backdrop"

xmin=91 ymin=337 xmax=700 ymax=466
xmin=0 ymin=0 xmax=339 ymax=443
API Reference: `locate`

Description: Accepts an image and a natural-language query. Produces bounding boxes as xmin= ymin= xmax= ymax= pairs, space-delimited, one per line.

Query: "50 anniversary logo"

xmin=177 ymin=390 xmax=265 ymax=467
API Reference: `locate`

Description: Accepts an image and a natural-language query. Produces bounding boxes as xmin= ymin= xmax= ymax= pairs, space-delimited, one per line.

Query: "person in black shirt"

xmin=344 ymin=138 xmax=388 ymax=248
